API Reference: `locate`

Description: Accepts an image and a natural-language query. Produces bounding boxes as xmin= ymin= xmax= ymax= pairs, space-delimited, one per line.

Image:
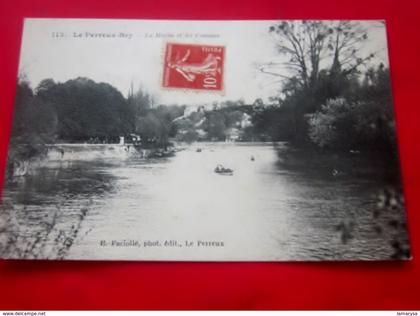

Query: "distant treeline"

xmin=173 ymin=63 xmax=396 ymax=155
xmin=12 ymin=63 xmax=395 ymax=152
xmin=13 ymin=77 xmax=184 ymax=146
xmin=10 ymin=22 xmax=397 ymax=160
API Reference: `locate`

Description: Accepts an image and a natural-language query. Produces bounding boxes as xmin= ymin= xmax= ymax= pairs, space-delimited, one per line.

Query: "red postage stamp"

xmin=162 ymin=43 xmax=225 ymax=91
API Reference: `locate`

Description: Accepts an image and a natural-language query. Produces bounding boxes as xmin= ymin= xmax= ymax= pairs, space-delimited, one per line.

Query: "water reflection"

xmin=0 ymin=143 xmax=410 ymax=260
xmin=0 ymin=160 xmax=117 ymax=259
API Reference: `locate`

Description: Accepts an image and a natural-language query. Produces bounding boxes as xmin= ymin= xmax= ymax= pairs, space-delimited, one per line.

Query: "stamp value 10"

xmin=162 ymin=43 xmax=225 ymax=91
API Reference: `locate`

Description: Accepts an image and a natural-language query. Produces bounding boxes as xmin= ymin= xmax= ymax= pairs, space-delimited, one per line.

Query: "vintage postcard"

xmin=0 ymin=18 xmax=410 ymax=261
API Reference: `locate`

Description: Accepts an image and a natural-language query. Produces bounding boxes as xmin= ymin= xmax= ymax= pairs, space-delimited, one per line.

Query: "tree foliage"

xmin=135 ymin=105 xmax=185 ymax=147
xmin=10 ymin=77 xmax=185 ymax=148
xmin=253 ymin=21 xmax=396 ymax=152
xmin=308 ymin=66 xmax=396 ymax=152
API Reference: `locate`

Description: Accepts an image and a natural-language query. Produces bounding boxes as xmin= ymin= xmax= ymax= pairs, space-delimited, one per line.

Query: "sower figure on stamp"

xmin=168 ymin=49 xmax=221 ymax=82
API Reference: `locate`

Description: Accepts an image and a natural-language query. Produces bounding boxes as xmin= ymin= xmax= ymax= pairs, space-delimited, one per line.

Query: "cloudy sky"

xmin=19 ymin=19 xmax=389 ymax=106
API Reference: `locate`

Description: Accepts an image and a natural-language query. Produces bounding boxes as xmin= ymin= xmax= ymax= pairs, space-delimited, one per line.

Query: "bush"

xmin=308 ymin=98 xmax=354 ymax=148
xmin=308 ymin=96 xmax=397 ymax=152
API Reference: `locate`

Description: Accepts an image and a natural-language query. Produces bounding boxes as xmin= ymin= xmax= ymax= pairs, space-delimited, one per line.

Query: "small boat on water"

xmin=214 ymin=164 xmax=234 ymax=176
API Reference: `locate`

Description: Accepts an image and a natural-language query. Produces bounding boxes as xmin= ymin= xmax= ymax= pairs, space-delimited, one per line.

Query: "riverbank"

xmin=6 ymin=143 xmax=182 ymax=178
xmin=5 ymin=141 xmax=402 ymax=183
xmin=274 ymin=143 xmax=402 ymax=184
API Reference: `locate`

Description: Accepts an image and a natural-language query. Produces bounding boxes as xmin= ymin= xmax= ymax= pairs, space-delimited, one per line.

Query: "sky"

xmin=19 ymin=19 xmax=390 ymax=106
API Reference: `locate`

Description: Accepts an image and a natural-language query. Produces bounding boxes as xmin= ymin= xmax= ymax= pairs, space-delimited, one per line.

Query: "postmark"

xmin=162 ymin=43 xmax=225 ymax=91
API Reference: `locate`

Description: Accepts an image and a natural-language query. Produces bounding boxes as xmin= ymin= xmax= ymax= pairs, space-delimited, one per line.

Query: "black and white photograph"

xmin=0 ymin=18 xmax=411 ymax=261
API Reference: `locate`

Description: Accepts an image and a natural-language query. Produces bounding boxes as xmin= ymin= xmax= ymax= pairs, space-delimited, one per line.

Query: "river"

xmin=0 ymin=142 xmax=409 ymax=261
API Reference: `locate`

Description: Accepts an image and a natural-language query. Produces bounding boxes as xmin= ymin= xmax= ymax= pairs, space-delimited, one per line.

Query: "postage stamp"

xmin=162 ymin=43 xmax=225 ymax=91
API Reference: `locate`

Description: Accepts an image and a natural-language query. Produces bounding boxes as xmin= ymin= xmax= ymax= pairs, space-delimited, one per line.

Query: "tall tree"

xmin=40 ymin=77 xmax=128 ymax=142
xmin=262 ymin=21 xmax=374 ymax=90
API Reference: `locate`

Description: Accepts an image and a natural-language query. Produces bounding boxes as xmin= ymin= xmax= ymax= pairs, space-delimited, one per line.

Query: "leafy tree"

xmin=135 ymin=105 xmax=185 ymax=147
xmin=204 ymin=111 xmax=226 ymax=141
xmin=127 ymin=87 xmax=158 ymax=119
xmin=308 ymin=66 xmax=397 ymax=152
xmin=308 ymin=98 xmax=354 ymax=148
xmin=11 ymin=79 xmax=58 ymax=144
xmin=38 ymin=77 xmax=128 ymax=142
xmin=225 ymin=110 xmax=244 ymax=128
xmin=180 ymin=129 xmax=200 ymax=143
xmin=257 ymin=21 xmax=380 ymax=144
xmin=11 ymin=80 xmax=35 ymax=140
xmin=7 ymin=78 xmax=58 ymax=177
xmin=136 ymin=113 xmax=165 ymax=144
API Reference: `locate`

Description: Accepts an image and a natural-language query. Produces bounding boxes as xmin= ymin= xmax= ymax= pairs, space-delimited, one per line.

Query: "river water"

xmin=0 ymin=142 xmax=409 ymax=261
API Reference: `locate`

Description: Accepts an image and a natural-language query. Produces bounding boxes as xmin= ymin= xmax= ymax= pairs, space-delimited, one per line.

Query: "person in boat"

xmin=215 ymin=164 xmax=233 ymax=174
